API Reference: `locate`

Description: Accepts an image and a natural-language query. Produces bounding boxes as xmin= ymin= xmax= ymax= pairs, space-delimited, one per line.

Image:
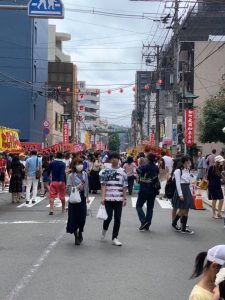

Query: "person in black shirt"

xmin=136 ymin=153 xmax=159 ymax=231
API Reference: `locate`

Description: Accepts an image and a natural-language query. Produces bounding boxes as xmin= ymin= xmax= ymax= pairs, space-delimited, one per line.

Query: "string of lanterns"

xmin=56 ymin=79 xmax=164 ymax=96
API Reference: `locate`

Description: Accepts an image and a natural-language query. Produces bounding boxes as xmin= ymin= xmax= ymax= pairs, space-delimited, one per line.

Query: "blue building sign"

xmin=28 ymin=0 xmax=64 ymax=19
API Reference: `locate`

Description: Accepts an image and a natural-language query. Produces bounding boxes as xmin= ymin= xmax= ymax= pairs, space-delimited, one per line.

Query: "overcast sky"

xmin=51 ymin=0 xmax=172 ymax=127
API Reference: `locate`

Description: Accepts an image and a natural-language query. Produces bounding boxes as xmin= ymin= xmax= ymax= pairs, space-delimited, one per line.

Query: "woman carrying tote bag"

xmin=66 ymin=158 xmax=89 ymax=246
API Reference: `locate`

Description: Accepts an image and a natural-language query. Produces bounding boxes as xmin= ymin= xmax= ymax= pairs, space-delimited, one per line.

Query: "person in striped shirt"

xmin=99 ymin=152 xmax=128 ymax=246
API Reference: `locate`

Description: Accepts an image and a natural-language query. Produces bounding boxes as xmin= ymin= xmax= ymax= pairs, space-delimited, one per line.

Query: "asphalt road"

xmin=0 ymin=189 xmax=224 ymax=300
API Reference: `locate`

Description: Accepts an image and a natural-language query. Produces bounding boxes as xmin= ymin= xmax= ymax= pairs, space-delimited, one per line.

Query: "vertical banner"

xmin=63 ymin=122 xmax=69 ymax=144
xmin=149 ymin=132 xmax=155 ymax=146
xmin=172 ymin=124 xmax=177 ymax=145
xmin=160 ymin=123 xmax=165 ymax=139
xmin=185 ymin=109 xmax=195 ymax=147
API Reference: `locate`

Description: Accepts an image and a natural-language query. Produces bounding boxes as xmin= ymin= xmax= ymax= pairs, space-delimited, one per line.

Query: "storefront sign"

xmin=0 ymin=128 xmax=21 ymax=152
xmin=63 ymin=122 xmax=69 ymax=144
xmin=185 ymin=109 xmax=195 ymax=147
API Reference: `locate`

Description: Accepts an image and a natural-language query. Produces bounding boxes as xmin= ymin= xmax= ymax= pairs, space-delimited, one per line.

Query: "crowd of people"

xmin=1 ymin=148 xmax=225 ymax=298
xmin=0 ymin=147 xmax=225 ymax=242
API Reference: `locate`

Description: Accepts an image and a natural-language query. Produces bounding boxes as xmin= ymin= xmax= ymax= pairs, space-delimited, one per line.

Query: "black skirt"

xmin=89 ymin=170 xmax=101 ymax=191
xmin=66 ymin=191 xmax=87 ymax=234
xmin=9 ymin=174 xmax=23 ymax=193
xmin=208 ymin=187 xmax=224 ymax=200
xmin=172 ymin=183 xmax=195 ymax=209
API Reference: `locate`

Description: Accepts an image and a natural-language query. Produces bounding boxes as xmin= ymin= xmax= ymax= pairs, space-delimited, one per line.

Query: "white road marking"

xmin=0 ymin=220 xmax=66 ymax=225
xmin=46 ymin=196 xmax=69 ymax=208
xmin=6 ymin=229 xmax=65 ymax=300
xmin=156 ymin=198 xmax=173 ymax=209
xmin=17 ymin=196 xmax=47 ymax=208
xmin=88 ymin=196 xmax=95 ymax=206
xmin=46 ymin=196 xmax=96 ymax=208
xmin=131 ymin=197 xmax=146 ymax=208
xmin=0 ymin=186 xmax=9 ymax=193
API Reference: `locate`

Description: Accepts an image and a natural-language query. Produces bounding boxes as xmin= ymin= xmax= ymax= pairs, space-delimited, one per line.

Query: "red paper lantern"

xmin=144 ymin=84 xmax=151 ymax=91
xmin=75 ymin=88 xmax=80 ymax=94
xmin=57 ymin=85 xmax=62 ymax=90
xmin=80 ymin=93 xmax=84 ymax=99
xmin=119 ymin=88 xmax=123 ymax=93
xmin=96 ymin=89 xmax=100 ymax=95
xmin=157 ymin=79 xmax=163 ymax=85
xmin=107 ymin=90 xmax=112 ymax=94
xmin=66 ymin=88 xmax=70 ymax=93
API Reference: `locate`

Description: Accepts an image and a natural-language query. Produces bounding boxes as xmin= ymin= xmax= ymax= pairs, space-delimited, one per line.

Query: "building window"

xmin=33 ymin=104 xmax=36 ymax=120
xmin=34 ymin=65 xmax=37 ymax=82
xmin=34 ymin=26 xmax=37 ymax=44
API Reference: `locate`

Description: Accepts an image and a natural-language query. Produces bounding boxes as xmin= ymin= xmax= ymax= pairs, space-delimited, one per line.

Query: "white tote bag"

xmin=69 ymin=187 xmax=81 ymax=204
xmin=96 ymin=205 xmax=108 ymax=220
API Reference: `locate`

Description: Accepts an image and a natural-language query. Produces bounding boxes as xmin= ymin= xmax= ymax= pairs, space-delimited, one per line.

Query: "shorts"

xmin=49 ymin=181 xmax=66 ymax=200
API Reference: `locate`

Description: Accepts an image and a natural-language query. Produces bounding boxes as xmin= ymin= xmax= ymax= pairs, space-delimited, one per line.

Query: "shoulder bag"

xmin=35 ymin=157 xmax=41 ymax=180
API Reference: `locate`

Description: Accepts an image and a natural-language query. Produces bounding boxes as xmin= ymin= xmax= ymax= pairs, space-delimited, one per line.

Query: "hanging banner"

xmin=21 ymin=142 xmax=42 ymax=152
xmin=63 ymin=123 xmax=69 ymax=144
xmin=185 ymin=109 xmax=195 ymax=147
xmin=74 ymin=144 xmax=83 ymax=153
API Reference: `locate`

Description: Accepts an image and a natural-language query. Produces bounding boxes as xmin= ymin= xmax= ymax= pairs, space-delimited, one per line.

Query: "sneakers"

xmin=26 ymin=201 xmax=30 ymax=205
xmin=32 ymin=200 xmax=36 ymax=204
xmin=139 ymin=222 xmax=150 ymax=232
xmin=181 ymin=229 xmax=195 ymax=235
xmin=100 ymin=229 xmax=107 ymax=240
xmin=172 ymin=223 xmax=181 ymax=231
xmin=112 ymin=238 xmax=122 ymax=246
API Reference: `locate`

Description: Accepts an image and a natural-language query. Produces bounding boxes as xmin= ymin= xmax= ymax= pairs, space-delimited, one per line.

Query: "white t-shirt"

xmin=163 ymin=155 xmax=173 ymax=174
xmin=99 ymin=167 xmax=128 ymax=201
xmin=189 ymin=285 xmax=213 ymax=300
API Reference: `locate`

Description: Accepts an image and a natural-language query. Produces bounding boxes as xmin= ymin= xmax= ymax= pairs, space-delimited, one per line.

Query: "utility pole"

xmin=182 ymin=62 xmax=187 ymax=155
xmin=172 ymin=0 xmax=180 ymax=153
xmin=147 ymin=92 xmax=150 ymax=137
xmin=155 ymin=45 xmax=160 ymax=146
xmin=142 ymin=44 xmax=161 ymax=146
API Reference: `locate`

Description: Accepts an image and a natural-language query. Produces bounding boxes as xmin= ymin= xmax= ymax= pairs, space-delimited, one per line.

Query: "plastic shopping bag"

xmin=96 ymin=205 xmax=108 ymax=220
xmin=69 ymin=187 xmax=81 ymax=204
xmin=86 ymin=203 xmax=92 ymax=216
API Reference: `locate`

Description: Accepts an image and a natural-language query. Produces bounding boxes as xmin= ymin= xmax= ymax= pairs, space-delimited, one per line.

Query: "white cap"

xmin=207 ymin=245 xmax=225 ymax=265
xmin=215 ymin=155 xmax=225 ymax=163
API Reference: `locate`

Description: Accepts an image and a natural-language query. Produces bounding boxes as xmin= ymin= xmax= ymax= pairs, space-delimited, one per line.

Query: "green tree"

xmin=199 ymin=87 xmax=225 ymax=143
xmin=108 ymin=132 xmax=120 ymax=151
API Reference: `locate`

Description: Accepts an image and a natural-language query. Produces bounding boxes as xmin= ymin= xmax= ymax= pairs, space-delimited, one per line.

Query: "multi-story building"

xmin=132 ymin=71 xmax=156 ymax=145
xmin=0 ymin=1 xmax=48 ymax=142
xmin=47 ymin=25 xmax=78 ymax=145
xmin=48 ymin=25 xmax=71 ymax=63
xmin=157 ymin=0 xmax=225 ymax=152
xmin=78 ymin=81 xmax=101 ymax=147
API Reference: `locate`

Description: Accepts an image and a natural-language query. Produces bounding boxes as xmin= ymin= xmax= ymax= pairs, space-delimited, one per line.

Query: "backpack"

xmin=165 ymin=169 xmax=182 ymax=199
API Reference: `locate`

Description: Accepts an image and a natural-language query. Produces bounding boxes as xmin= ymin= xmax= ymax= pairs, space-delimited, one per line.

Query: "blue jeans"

xmin=136 ymin=191 xmax=156 ymax=225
